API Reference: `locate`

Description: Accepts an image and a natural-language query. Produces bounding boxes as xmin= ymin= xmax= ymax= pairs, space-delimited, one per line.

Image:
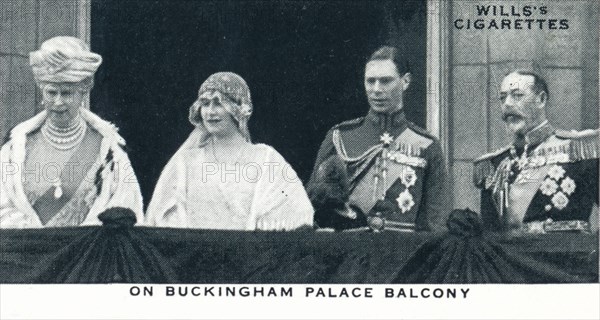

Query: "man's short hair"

xmin=367 ymin=46 xmax=410 ymax=76
xmin=513 ymin=70 xmax=549 ymax=97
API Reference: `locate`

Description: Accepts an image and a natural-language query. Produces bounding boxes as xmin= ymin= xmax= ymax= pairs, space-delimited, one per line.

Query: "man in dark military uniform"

xmin=473 ymin=71 xmax=599 ymax=233
xmin=307 ymin=46 xmax=448 ymax=231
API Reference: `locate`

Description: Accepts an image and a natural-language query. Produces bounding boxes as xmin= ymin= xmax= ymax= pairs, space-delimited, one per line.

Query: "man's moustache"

xmin=502 ymin=111 xmax=524 ymax=121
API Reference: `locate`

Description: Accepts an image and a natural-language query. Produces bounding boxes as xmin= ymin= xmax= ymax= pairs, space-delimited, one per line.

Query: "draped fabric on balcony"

xmin=0 ymin=208 xmax=597 ymax=283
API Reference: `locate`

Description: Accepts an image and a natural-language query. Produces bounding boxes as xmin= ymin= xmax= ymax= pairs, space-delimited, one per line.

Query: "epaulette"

xmin=332 ymin=117 xmax=364 ymax=131
xmin=555 ymin=128 xmax=599 ymax=140
xmin=473 ymin=145 xmax=511 ymax=164
xmin=556 ymin=128 xmax=599 ymax=161
xmin=472 ymin=146 xmax=510 ymax=188
xmin=406 ymin=122 xmax=437 ymax=141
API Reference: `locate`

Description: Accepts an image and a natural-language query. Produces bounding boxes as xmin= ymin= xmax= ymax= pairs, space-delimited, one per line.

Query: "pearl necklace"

xmin=41 ymin=117 xmax=87 ymax=151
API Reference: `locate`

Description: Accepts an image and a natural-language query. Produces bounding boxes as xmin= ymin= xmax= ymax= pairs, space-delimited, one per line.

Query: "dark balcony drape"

xmin=0 ymin=209 xmax=597 ymax=284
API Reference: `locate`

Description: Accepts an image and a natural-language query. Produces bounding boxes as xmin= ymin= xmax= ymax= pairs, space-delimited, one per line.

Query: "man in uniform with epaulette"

xmin=473 ymin=70 xmax=599 ymax=233
xmin=307 ymin=46 xmax=448 ymax=231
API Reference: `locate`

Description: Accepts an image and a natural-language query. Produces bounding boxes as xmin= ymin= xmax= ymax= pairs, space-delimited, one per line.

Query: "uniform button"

xmin=544 ymin=204 xmax=552 ymax=212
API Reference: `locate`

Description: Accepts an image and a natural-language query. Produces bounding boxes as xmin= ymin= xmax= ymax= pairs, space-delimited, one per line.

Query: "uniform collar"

xmin=510 ymin=120 xmax=554 ymax=155
xmin=365 ymin=109 xmax=408 ymax=132
xmin=524 ymin=120 xmax=554 ymax=147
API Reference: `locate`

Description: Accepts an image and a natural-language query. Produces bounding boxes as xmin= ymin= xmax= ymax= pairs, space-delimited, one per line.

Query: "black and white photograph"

xmin=0 ymin=0 xmax=598 ymax=319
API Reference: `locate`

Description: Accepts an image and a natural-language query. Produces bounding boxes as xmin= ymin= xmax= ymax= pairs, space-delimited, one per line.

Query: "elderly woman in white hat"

xmin=147 ymin=72 xmax=313 ymax=230
xmin=0 ymin=36 xmax=143 ymax=228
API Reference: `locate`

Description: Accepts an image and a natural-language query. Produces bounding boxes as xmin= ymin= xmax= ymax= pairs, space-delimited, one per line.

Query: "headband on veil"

xmin=182 ymin=72 xmax=253 ymax=151
xmin=188 ymin=72 xmax=253 ymax=142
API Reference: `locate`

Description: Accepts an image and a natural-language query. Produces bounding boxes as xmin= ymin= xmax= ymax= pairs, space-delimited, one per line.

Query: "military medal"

xmin=53 ymin=180 xmax=63 ymax=199
xmin=396 ymin=189 xmax=415 ymax=213
xmin=380 ymin=132 xmax=393 ymax=197
xmin=538 ymin=164 xmax=575 ymax=212
xmin=401 ymin=167 xmax=417 ymax=187
xmin=372 ymin=158 xmax=381 ymax=202
xmin=368 ymin=132 xmax=395 ymax=231
xmin=373 ymin=132 xmax=394 ymax=202
xmin=380 ymin=132 xmax=394 ymax=145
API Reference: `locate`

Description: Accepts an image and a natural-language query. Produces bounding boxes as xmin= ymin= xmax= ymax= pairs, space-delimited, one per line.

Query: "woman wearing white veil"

xmin=146 ymin=72 xmax=313 ymax=230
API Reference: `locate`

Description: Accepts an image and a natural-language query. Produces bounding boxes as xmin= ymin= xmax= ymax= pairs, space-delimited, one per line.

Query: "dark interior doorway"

xmin=91 ymin=0 xmax=427 ymax=207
